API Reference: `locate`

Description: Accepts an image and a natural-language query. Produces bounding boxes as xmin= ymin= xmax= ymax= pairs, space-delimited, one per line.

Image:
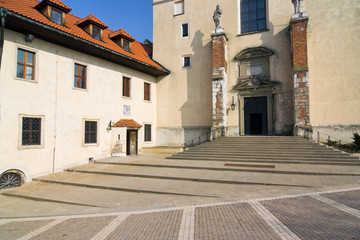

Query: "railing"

xmin=295 ymin=125 xmax=342 ymax=145
xmin=184 ymin=127 xmax=228 ymax=148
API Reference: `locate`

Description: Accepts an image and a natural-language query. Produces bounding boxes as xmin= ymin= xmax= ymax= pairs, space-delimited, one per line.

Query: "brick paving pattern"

xmin=0 ymin=220 xmax=52 ymax=240
xmin=194 ymin=203 xmax=281 ymax=240
xmin=261 ymin=196 xmax=360 ymax=240
xmin=105 ymin=210 xmax=183 ymax=240
xmin=322 ymin=190 xmax=360 ymax=211
xmin=30 ymin=216 xmax=116 ymax=240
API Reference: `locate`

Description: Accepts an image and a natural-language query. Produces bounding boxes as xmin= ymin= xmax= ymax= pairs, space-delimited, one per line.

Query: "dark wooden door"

xmin=126 ymin=130 xmax=138 ymax=155
xmin=244 ymin=97 xmax=268 ymax=135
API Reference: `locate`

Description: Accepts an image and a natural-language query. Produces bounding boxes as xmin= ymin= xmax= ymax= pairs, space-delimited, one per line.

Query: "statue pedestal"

xmin=212 ymin=28 xmax=225 ymax=34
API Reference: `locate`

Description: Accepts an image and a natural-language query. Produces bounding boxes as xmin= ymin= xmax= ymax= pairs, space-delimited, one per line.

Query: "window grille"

xmin=22 ymin=117 xmax=41 ymax=145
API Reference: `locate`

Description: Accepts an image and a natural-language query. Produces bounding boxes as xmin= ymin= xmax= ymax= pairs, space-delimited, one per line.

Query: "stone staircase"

xmin=167 ymin=136 xmax=360 ymax=166
xmin=2 ymin=136 xmax=360 ymax=216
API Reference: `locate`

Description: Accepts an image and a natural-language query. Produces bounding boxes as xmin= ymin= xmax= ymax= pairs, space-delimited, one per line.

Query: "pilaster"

xmin=211 ymin=32 xmax=227 ymax=129
xmin=290 ymin=15 xmax=310 ymax=127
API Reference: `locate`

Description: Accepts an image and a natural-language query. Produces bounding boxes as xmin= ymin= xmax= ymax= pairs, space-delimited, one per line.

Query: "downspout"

xmin=0 ymin=8 xmax=8 ymax=68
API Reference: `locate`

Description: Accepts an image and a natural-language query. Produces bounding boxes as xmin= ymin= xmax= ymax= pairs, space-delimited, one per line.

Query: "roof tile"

xmin=77 ymin=14 xmax=108 ymax=29
xmin=112 ymin=119 xmax=143 ymax=128
xmin=0 ymin=0 xmax=162 ymax=71
xmin=109 ymin=29 xmax=135 ymax=41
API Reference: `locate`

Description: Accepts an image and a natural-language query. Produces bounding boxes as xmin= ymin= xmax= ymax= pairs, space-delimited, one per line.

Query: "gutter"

xmin=4 ymin=9 xmax=170 ymax=76
xmin=0 ymin=8 xmax=8 ymax=68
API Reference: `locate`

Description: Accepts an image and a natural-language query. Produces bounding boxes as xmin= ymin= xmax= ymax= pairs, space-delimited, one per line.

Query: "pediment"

xmin=234 ymin=76 xmax=279 ymax=90
xmin=235 ymin=47 xmax=274 ymax=60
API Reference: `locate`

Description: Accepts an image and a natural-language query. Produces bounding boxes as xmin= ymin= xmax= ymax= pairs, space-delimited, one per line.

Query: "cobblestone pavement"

xmin=1 ymin=187 xmax=360 ymax=240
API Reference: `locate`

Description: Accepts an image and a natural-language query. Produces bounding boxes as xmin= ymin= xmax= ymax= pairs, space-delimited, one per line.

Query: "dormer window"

xmin=51 ymin=8 xmax=62 ymax=25
xmin=35 ymin=0 xmax=71 ymax=26
xmin=77 ymin=14 xmax=108 ymax=41
xmin=123 ymin=39 xmax=130 ymax=52
xmin=92 ymin=25 xmax=101 ymax=41
xmin=109 ymin=29 xmax=135 ymax=52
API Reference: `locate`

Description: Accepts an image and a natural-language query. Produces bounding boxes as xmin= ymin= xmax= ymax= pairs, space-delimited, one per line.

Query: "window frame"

xmin=74 ymin=63 xmax=87 ymax=90
xmin=144 ymin=124 xmax=152 ymax=142
xmin=18 ymin=115 xmax=45 ymax=150
xmin=51 ymin=7 xmax=63 ymax=25
xmin=181 ymin=21 xmax=190 ymax=39
xmin=92 ymin=25 xmax=102 ymax=41
xmin=123 ymin=76 xmax=131 ymax=97
xmin=83 ymin=119 xmax=99 ymax=145
xmin=183 ymin=55 xmax=191 ymax=68
xmin=238 ymin=0 xmax=268 ymax=35
xmin=144 ymin=82 xmax=151 ymax=101
xmin=16 ymin=48 xmax=36 ymax=81
xmin=174 ymin=0 xmax=185 ymax=16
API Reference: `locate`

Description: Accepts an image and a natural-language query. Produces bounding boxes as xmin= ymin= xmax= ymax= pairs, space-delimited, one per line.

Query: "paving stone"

xmin=261 ymin=196 xmax=360 ymax=240
xmin=322 ymin=190 xmax=360 ymax=211
xmin=0 ymin=220 xmax=52 ymax=240
xmin=30 ymin=216 xmax=116 ymax=240
xmin=105 ymin=210 xmax=183 ymax=240
xmin=194 ymin=203 xmax=281 ymax=240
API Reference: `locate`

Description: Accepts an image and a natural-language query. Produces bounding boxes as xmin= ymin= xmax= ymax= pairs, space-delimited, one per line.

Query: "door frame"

xmin=238 ymin=91 xmax=273 ymax=135
xmin=126 ymin=129 xmax=138 ymax=155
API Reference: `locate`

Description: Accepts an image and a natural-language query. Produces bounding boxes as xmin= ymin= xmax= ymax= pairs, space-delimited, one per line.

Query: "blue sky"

xmin=62 ymin=0 xmax=153 ymax=43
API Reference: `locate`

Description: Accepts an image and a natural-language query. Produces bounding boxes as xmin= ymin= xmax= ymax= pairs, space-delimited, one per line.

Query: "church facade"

xmin=153 ymin=0 xmax=360 ymax=145
xmin=0 ymin=0 xmax=359 ymax=187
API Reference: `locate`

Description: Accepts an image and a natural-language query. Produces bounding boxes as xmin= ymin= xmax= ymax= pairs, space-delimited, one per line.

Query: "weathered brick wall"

xmin=212 ymin=34 xmax=227 ymax=76
xmin=291 ymin=17 xmax=310 ymax=126
xmin=291 ymin=19 xmax=308 ymax=71
xmin=212 ymin=80 xmax=226 ymax=126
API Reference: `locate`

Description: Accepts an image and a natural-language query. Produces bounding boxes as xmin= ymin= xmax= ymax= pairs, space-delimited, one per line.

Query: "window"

xmin=241 ymin=0 xmax=266 ymax=34
xmin=181 ymin=22 xmax=189 ymax=38
xmin=123 ymin=39 xmax=130 ymax=52
xmin=183 ymin=56 xmax=191 ymax=68
xmin=144 ymin=124 xmax=151 ymax=142
xmin=22 ymin=117 xmax=41 ymax=146
xmin=74 ymin=63 xmax=87 ymax=89
xmin=123 ymin=77 xmax=131 ymax=97
xmin=85 ymin=121 xmax=97 ymax=144
xmin=16 ymin=49 xmax=35 ymax=80
xmin=92 ymin=25 xmax=101 ymax=40
xmin=144 ymin=83 xmax=151 ymax=101
xmin=51 ymin=8 xmax=62 ymax=25
xmin=174 ymin=1 xmax=184 ymax=15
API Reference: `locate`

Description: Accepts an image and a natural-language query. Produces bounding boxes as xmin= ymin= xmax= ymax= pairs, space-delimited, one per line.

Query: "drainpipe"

xmin=0 ymin=8 xmax=8 ymax=68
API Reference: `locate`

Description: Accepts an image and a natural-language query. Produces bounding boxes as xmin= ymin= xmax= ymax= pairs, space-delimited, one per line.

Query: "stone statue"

xmin=213 ymin=5 xmax=223 ymax=29
xmin=292 ymin=0 xmax=303 ymax=14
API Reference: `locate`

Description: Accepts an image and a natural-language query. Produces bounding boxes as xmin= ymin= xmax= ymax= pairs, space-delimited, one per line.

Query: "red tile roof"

xmin=112 ymin=119 xmax=142 ymax=128
xmin=46 ymin=0 xmax=71 ymax=11
xmin=109 ymin=29 xmax=135 ymax=41
xmin=77 ymin=14 xmax=108 ymax=29
xmin=0 ymin=0 xmax=164 ymax=71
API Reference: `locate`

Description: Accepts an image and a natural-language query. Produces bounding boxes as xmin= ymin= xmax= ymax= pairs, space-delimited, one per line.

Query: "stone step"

xmin=94 ymin=161 xmax=360 ymax=176
xmin=175 ymin=152 xmax=358 ymax=160
xmin=171 ymin=152 xmax=359 ymax=161
xmin=166 ymin=156 xmax=360 ymax=166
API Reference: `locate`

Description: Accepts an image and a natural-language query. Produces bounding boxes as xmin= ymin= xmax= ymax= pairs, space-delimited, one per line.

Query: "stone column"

xmin=290 ymin=14 xmax=310 ymax=127
xmin=211 ymin=31 xmax=227 ymax=136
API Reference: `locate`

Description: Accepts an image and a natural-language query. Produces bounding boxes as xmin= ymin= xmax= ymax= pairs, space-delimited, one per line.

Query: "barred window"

xmin=74 ymin=63 xmax=87 ymax=89
xmin=144 ymin=83 xmax=151 ymax=101
xmin=22 ymin=117 xmax=41 ymax=146
xmin=241 ymin=0 xmax=266 ymax=34
xmin=85 ymin=121 xmax=97 ymax=144
xmin=17 ymin=49 xmax=35 ymax=80
xmin=144 ymin=124 xmax=151 ymax=142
